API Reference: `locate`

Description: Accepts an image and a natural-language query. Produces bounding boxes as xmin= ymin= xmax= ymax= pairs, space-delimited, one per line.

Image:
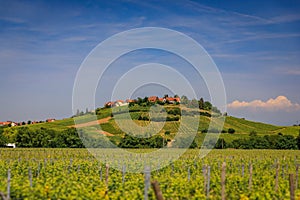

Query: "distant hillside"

xmin=7 ymin=104 xmax=299 ymax=145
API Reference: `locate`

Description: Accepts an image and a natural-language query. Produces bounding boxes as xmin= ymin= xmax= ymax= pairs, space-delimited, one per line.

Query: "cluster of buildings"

xmin=0 ymin=119 xmax=56 ymax=127
xmin=148 ymin=96 xmax=181 ymax=104
xmin=104 ymin=99 xmax=133 ymax=107
xmin=105 ymin=96 xmax=181 ymax=107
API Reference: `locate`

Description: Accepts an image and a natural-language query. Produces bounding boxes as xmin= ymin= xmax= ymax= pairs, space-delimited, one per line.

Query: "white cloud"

xmin=228 ymin=96 xmax=300 ymax=111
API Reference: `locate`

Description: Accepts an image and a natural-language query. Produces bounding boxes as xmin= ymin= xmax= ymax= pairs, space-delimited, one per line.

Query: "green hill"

xmin=10 ymin=104 xmax=300 ymax=145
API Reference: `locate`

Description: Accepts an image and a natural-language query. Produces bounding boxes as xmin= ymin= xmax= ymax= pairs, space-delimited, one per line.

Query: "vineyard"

xmin=0 ymin=149 xmax=299 ymax=199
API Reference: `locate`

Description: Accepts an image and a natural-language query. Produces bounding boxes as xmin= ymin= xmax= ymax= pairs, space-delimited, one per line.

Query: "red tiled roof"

xmin=105 ymin=101 xmax=113 ymax=106
xmin=126 ymin=99 xmax=136 ymax=103
xmin=166 ymin=97 xmax=175 ymax=101
xmin=148 ymin=96 xmax=158 ymax=102
xmin=0 ymin=121 xmax=11 ymax=125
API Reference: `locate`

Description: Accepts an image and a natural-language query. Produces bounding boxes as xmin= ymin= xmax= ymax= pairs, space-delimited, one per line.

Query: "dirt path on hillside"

xmin=70 ymin=116 xmax=111 ymax=128
xmin=69 ymin=117 xmax=113 ymax=136
xmin=94 ymin=130 xmax=114 ymax=136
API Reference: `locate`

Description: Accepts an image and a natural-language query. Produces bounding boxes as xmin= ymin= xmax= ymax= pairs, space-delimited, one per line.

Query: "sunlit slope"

xmin=21 ymin=105 xmax=300 ymax=138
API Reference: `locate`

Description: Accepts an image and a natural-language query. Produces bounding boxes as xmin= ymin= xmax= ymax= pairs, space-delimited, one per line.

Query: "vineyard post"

xmin=68 ymin=159 xmax=73 ymax=174
xmin=157 ymin=161 xmax=160 ymax=174
xmin=296 ymin=164 xmax=299 ymax=189
xmin=105 ymin=164 xmax=109 ymax=186
xmin=275 ymin=163 xmax=279 ymax=192
xmin=122 ymin=165 xmax=126 ymax=184
xmin=249 ymin=163 xmax=253 ymax=190
xmin=151 ymin=181 xmax=164 ymax=200
xmin=99 ymin=167 xmax=102 ymax=181
xmin=37 ymin=162 xmax=41 ymax=177
xmin=28 ymin=167 xmax=32 ymax=188
xmin=202 ymin=165 xmax=207 ymax=194
xmin=188 ymin=166 xmax=190 ymax=182
xmin=44 ymin=158 xmax=47 ymax=169
xmin=221 ymin=162 xmax=226 ymax=200
xmin=242 ymin=164 xmax=244 ymax=177
xmin=7 ymin=169 xmax=11 ymax=200
xmin=206 ymin=166 xmax=211 ymax=199
xmin=289 ymin=174 xmax=295 ymax=200
xmin=144 ymin=166 xmax=151 ymax=200
xmin=282 ymin=164 xmax=285 ymax=179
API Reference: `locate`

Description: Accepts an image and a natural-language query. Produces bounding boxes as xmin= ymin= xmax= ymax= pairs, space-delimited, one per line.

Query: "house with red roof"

xmin=0 ymin=121 xmax=16 ymax=126
xmin=148 ymin=96 xmax=158 ymax=102
xmin=114 ymin=100 xmax=129 ymax=107
xmin=105 ymin=101 xmax=114 ymax=107
xmin=46 ymin=119 xmax=55 ymax=122
xmin=126 ymin=99 xmax=136 ymax=103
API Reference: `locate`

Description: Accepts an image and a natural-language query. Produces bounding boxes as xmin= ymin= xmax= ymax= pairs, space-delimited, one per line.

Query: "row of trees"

xmin=180 ymin=96 xmax=221 ymax=114
xmin=118 ymin=134 xmax=166 ymax=148
xmin=126 ymin=95 xmax=221 ymax=114
xmin=229 ymin=134 xmax=299 ymax=149
xmin=2 ymin=126 xmax=299 ymax=149
xmin=172 ymin=132 xmax=300 ymax=150
xmin=0 ymin=127 xmax=167 ymax=148
xmin=1 ymin=127 xmax=84 ymax=148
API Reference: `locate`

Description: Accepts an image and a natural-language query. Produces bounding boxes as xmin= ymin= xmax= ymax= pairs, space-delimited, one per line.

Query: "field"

xmin=0 ymin=148 xmax=299 ymax=199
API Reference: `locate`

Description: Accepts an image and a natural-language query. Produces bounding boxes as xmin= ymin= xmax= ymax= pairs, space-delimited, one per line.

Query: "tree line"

xmin=1 ymin=126 xmax=300 ymax=149
xmin=173 ymin=131 xmax=300 ymax=150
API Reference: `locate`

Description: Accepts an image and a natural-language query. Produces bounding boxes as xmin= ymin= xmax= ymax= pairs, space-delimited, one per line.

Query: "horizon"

xmin=1 ymin=0 xmax=300 ymax=126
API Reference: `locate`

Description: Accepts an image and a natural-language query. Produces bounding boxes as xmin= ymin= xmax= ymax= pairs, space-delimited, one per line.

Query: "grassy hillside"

xmin=9 ymin=105 xmax=300 ymax=144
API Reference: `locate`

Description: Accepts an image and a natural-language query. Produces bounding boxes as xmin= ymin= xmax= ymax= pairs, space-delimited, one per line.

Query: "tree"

xmin=143 ymin=96 xmax=148 ymax=103
xmin=188 ymin=99 xmax=199 ymax=108
xmin=211 ymin=106 xmax=221 ymax=114
xmin=137 ymin=97 xmax=143 ymax=105
xmin=27 ymin=120 xmax=32 ymax=125
xmin=215 ymin=138 xmax=226 ymax=149
xmin=204 ymin=101 xmax=212 ymax=110
xmin=95 ymin=108 xmax=101 ymax=115
xmin=181 ymin=95 xmax=189 ymax=105
xmin=297 ymin=130 xmax=300 ymax=149
xmin=172 ymin=135 xmax=197 ymax=148
xmin=164 ymin=131 xmax=170 ymax=135
xmin=199 ymin=98 xmax=204 ymax=109
xmin=249 ymin=131 xmax=257 ymax=137
xmin=228 ymin=128 xmax=235 ymax=134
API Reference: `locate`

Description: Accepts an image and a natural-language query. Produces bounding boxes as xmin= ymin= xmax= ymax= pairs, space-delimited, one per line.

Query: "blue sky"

xmin=0 ymin=0 xmax=300 ymax=125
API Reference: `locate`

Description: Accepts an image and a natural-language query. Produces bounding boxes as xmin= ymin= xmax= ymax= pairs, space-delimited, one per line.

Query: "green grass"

xmin=100 ymin=121 xmax=123 ymax=135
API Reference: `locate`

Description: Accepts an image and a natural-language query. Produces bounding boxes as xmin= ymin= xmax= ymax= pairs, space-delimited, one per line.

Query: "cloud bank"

xmin=228 ymin=96 xmax=300 ymax=111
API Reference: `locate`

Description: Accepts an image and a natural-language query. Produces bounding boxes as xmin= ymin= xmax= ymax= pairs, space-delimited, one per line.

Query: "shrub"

xmin=228 ymin=128 xmax=235 ymax=134
xmin=249 ymin=131 xmax=257 ymax=137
